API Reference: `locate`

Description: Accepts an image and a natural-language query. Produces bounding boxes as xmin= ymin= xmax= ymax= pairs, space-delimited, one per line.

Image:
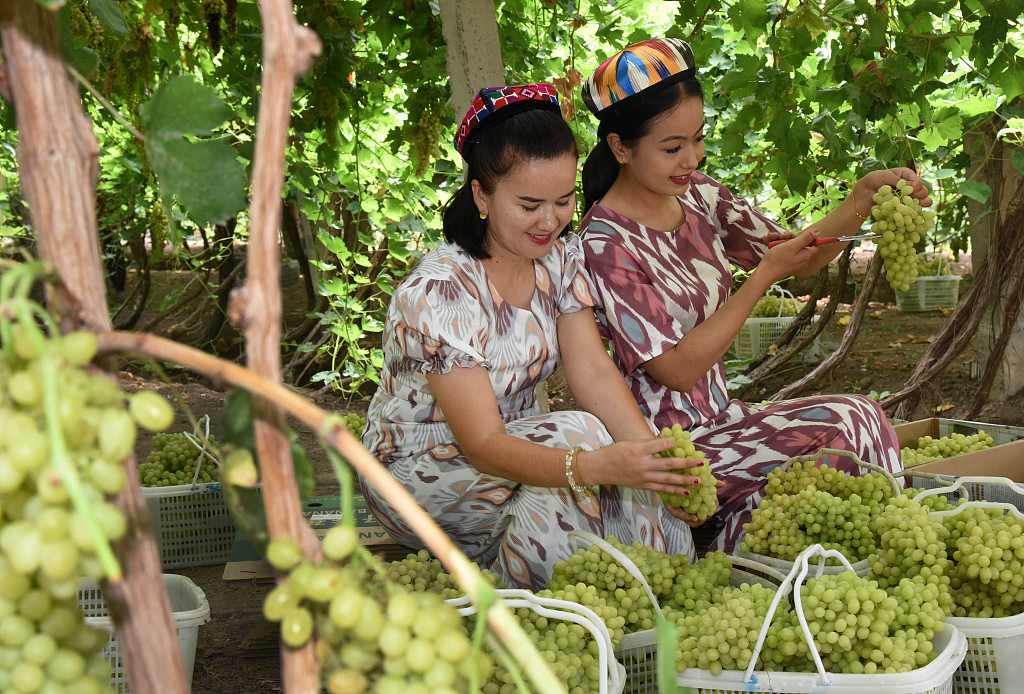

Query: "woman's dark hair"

xmin=442 ymin=108 xmax=578 ymax=259
xmin=581 ymin=76 xmax=703 ymax=214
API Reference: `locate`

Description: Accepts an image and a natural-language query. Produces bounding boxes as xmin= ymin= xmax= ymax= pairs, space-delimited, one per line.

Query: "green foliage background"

xmin=0 ymin=0 xmax=1021 ymax=393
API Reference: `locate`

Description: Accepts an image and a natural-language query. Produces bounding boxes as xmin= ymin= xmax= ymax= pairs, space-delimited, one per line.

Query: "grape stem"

xmin=96 ymin=330 xmax=568 ymax=694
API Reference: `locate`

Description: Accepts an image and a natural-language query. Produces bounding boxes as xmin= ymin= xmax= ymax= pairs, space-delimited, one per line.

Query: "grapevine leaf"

xmin=88 ymin=0 xmax=128 ymax=38
xmin=141 ymin=76 xmax=247 ymax=228
xmin=959 ymin=179 xmax=992 ymax=203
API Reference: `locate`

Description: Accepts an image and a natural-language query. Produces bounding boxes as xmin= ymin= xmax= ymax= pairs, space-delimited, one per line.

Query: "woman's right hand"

xmin=757 ymin=225 xmax=824 ymax=282
xmin=576 ymin=436 xmax=704 ymax=498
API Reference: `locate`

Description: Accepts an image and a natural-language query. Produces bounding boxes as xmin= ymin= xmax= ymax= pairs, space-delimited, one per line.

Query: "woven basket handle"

xmin=744 ymin=544 xmax=856 ymax=686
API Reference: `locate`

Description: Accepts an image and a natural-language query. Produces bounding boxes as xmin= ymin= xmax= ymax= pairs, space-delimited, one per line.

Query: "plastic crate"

xmin=674 ymin=545 xmax=967 ymax=694
xmin=565 ymin=530 xmax=788 ymax=694
xmin=143 ymin=482 xmax=238 ymax=568
xmin=78 ymin=574 xmax=211 ymax=693
xmin=907 ymin=475 xmax=1024 ymax=512
xmin=447 ymin=588 xmax=625 ymax=694
xmin=613 ymin=556 xmax=788 ymax=694
xmin=926 ymin=498 xmax=1024 ymax=693
xmin=895 ymin=275 xmax=962 ymax=312
xmin=944 ymin=612 xmax=1024 ymax=694
xmin=732 ymin=315 xmax=821 ymax=360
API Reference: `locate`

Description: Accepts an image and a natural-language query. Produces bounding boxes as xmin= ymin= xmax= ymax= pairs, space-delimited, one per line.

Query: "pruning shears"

xmin=767 ymin=233 xmax=883 ymax=249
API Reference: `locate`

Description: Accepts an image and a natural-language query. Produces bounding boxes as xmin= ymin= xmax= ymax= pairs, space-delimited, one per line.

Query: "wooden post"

xmin=0 ymin=2 xmax=188 ymax=692
xmin=227 ymin=0 xmax=322 ymax=691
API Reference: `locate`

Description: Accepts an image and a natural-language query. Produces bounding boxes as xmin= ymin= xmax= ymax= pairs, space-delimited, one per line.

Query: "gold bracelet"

xmin=564 ymin=447 xmax=590 ymax=498
xmin=853 ymin=198 xmax=870 ymax=221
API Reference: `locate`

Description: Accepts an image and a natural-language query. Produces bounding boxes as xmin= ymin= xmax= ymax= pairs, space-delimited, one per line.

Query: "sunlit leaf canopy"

xmin=0 ymin=0 xmax=1020 ymax=390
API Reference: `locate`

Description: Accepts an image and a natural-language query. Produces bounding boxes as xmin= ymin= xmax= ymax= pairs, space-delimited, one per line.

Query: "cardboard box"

xmin=222 ymin=494 xmax=405 ymax=580
xmin=894 ymin=417 xmax=1024 ymax=449
xmin=907 ymin=442 xmax=1024 ymax=483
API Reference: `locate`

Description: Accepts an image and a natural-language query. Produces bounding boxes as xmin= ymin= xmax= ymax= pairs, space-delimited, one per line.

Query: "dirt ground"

xmin=115 ymin=251 xmax=1024 ymax=693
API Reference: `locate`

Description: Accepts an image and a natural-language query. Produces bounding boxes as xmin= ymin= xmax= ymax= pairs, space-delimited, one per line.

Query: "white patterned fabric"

xmin=360 ymin=235 xmax=694 ymax=589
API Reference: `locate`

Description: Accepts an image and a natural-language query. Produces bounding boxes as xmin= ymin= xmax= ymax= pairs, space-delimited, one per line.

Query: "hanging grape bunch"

xmin=0 ymin=301 xmax=176 ymax=694
xmin=412 ymin=109 xmax=443 ymax=177
xmin=200 ymin=0 xmax=228 ymax=55
xmin=869 ymin=179 xmax=935 ymax=292
xmin=654 ymin=424 xmax=717 ymax=522
xmin=341 ymin=413 xmax=366 ymax=437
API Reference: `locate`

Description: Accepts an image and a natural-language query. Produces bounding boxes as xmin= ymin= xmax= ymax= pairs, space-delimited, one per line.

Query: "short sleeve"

xmin=584 ymin=236 xmax=683 ymax=374
xmin=389 ymin=275 xmax=491 ymax=375
xmin=702 ymin=179 xmax=787 ymax=271
xmin=555 ymin=234 xmax=599 ymax=315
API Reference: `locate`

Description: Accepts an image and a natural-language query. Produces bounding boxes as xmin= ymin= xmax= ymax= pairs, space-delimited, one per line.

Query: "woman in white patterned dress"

xmin=360 ymin=84 xmax=701 ymax=589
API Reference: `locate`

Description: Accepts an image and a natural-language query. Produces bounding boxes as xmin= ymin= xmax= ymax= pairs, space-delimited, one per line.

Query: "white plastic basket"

xmin=676 ymin=544 xmax=967 ymax=694
xmin=143 ymin=482 xmax=238 ymax=568
xmin=908 ymin=474 xmax=1024 ymax=512
xmin=566 ymin=530 xmax=788 ymax=694
xmin=77 ymin=574 xmax=211 ymax=693
xmin=446 ymin=588 xmax=625 ymax=694
xmin=142 ymin=416 xmax=238 ymax=568
xmin=896 ymin=275 xmax=962 ymax=312
xmin=734 ymin=285 xmax=821 ymax=360
xmin=735 ymin=449 xmax=902 ymax=576
xmin=926 ymin=498 xmax=1024 ymax=694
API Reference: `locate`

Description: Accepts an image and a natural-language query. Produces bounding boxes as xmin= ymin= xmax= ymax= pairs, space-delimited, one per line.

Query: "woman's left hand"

xmin=853 ymin=168 xmax=933 ymax=219
xmin=663 ymin=478 xmax=727 ymax=528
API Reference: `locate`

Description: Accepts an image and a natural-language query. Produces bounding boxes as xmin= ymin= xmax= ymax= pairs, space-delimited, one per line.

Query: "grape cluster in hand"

xmin=869 ymin=179 xmax=936 ymax=292
xmin=654 ymin=425 xmax=718 ymax=522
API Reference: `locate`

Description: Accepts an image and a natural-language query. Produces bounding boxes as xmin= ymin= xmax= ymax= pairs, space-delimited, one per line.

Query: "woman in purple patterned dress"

xmin=576 ymin=39 xmax=931 ymax=554
xmin=360 ymin=84 xmax=702 ymax=589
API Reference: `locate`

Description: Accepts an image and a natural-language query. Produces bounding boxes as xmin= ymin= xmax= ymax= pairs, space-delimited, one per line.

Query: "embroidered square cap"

xmin=582 ymin=38 xmax=697 ymax=119
xmin=455 ymin=83 xmax=561 ymax=155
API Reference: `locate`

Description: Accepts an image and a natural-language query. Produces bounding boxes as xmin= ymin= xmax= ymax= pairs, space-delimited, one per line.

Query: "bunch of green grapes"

xmin=547 ymin=536 xmax=661 ymax=635
xmin=775 ymin=570 xmax=944 ymax=674
xmin=264 ymin=527 xmax=494 ymax=694
xmin=662 ymin=550 xmax=733 ymax=612
xmin=412 ymin=110 xmax=443 ymax=177
xmin=383 ymin=549 xmax=504 ymax=599
xmin=667 ymin=579 xmax=786 ymax=675
xmin=869 ymin=179 xmax=935 ymax=292
xmin=654 ymin=424 xmax=717 ymax=522
xmin=868 ymin=494 xmax=952 ymax=599
xmin=0 ymin=312 xmax=176 ymax=693
xmin=749 ymin=295 xmax=805 ymax=318
xmin=901 ymin=431 xmax=994 ymax=467
xmin=917 ymin=256 xmax=951 ymax=277
xmin=342 ymin=413 xmax=366 ymax=437
xmin=485 ymin=600 xmax=608 ymax=694
xmin=939 ymin=504 xmax=1024 ymax=617
xmin=200 ymin=0 xmax=227 ymax=54
xmin=739 ymin=461 xmax=898 ymax=563
xmin=138 ymin=432 xmax=220 ymax=487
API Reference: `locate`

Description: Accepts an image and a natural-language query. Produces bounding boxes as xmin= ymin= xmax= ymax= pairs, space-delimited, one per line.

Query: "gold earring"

xmin=479 ymin=211 xmax=488 ymax=220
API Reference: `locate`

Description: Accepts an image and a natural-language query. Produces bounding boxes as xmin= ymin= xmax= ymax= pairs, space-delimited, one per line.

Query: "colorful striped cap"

xmin=455 ymin=83 xmax=561 ymax=156
xmin=582 ymin=38 xmax=697 ymax=119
